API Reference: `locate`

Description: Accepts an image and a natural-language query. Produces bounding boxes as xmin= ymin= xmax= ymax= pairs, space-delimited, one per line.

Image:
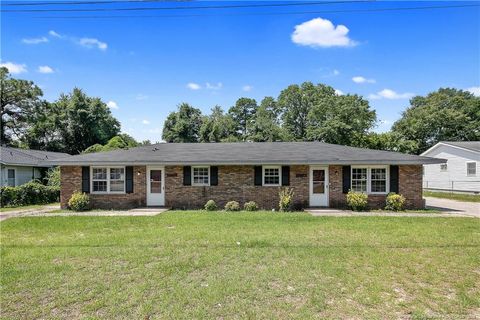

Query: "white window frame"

xmin=90 ymin=166 xmax=126 ymax=194
xmin=466 ymin=161 xmax=477 ymax=176
xmin=6 ymin=168 xmax=16 ymax=187
xmin=440 ymin=163 xmax=448 ymax=172
xmin=351 ymin=166 xmax=389 ymax=195
xmin=262 ymin=165 xmax=281 ymax=186
xmin=191 ymin=166 xmax=210 ymax=186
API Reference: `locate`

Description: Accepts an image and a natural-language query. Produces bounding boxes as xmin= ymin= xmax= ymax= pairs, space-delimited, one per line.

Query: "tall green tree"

xmin=392 ymin=88 xmax=480 ymax=154
xmin=352 ymin=132 xmax=419 ymax=154
xmin=228 ymin=97 xmax=258 ymax=140
xmin=249 ymin=97 xmax=283 ymax=142
xmin=306 ymin=90 xmax=377 ymax=145
xmin=162 ymin=103 xmax=203 ymax=142
xmin=83 ymin=133 xmax=140 ymax=153
xmin=0 ymin=67 xmax=43 ymax=145
xmin=199 ymin=106 xmax=237 ymax=142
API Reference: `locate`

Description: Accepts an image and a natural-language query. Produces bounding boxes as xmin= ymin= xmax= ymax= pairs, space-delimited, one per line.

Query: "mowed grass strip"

xmin=1 ymin=211 xmax=479 ymax=319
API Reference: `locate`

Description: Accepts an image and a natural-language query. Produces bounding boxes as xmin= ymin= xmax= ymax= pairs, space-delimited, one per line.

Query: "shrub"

xmin=244 ymin=201 xmax=258 ymax=211
xmin=0 ymin=181 xmax=60 ymax=207
xmin=45 ymin=167 xmax=60 ymax=187
xmin=385 ymin=192 xmax=406 ymax=211
xmin=204 ymin=199 xmax=217 ymax=211
xmin=346 ymin=191 xmax=368 ymax=211
xmin=68 ymin=191 xmax=90 ymax=211
xmin=279 ymin=187 xmax=294 ymax=212
xmin=224 ymin=201 xmax=240 ymax=211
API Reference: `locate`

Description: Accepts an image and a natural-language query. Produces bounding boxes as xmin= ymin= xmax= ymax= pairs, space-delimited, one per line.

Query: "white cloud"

xmin=352 ymin=76 xmax=375 ymax=84
xmin=37 ymin=65 xmax=54 ymax=74
xmin=333 ymin=69 xmax=340 ymax=76
xmin=187 ymin=82 xmax=201 ymax=90
xmin=369 ymin=89 xmax=414 ymax=100
xmin=49 ymin=30 xmax=62 ymax=38
xmin=136 ymin=94 xmax=148 ymax=100
xmin=78 ymin=38 xmax=107 ymax=51
xmin=291 ymin=17 xmax=357 ymax=48
xmin=206 ymin=82 xmax=223 ymax=90
xmin=334 ymin=89 xmax=344 ymax=96
xmin=142 ymin=119 xmax=150 ymax=125
xmin=107 ymin=101 xmax=119 ymax=109
xmin=22 ymin=37 xmax=48 ymax=44
xmin=242 ymin=85 xmax=253 ymax=92
xmin=466 ymin=86 xmax=480 ymax=97
xmin=0 ymin=62 xmax=27 ymax=74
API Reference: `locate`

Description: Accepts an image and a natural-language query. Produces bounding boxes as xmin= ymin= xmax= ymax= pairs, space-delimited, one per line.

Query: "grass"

xmin=1 ymin=211 xmax=479 ymax=319
xmin=0 ymin=203 xmax=59 ymax=213
xmin=424 ymin=191 xmax=480 ymax=203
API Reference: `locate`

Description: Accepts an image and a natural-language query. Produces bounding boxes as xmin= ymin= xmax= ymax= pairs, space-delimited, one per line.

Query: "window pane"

xmin=93 ymin=180 xmax=107 ymax=192
xmin=193 ymin=167 xmax=209 ymax=185
xmin=371 ymin=168 xmax=386 ymax=193
xmin=351 ymin=168 xmax=367 ymax=192
xmin=110 ymin=168 xmax=124 ymax=180
xmin=467 ymin=163 xmax=476 ymax=175
xmin=7 ymin=169 xmax=15 ymax=179
xmin=264 ymin=168 xmax=280 ymax=185
xmin=93 ymin=168 xmax=107 ymax=180
xmin=110 ymin=180 xmax=125 ymax=192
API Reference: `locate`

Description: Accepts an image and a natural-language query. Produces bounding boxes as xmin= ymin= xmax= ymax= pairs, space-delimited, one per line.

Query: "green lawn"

xmin=1 ymin=212 xmax=479 ymax=319
xmin=0 ymin=203 xmax=59 ymax=213
xmin=424 ymin=191 xmax=480 ymax=203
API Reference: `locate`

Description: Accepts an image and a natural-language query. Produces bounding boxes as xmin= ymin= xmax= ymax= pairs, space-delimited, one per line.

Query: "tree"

xmin=277 ymin=82 xmax=324 ymax=141
xmin=249 ymin=97 xmax=283 ymax=142
xmin=392 ymin=88 xmax=480 ymax=154
xmin=0 ymin=67 xmax=43 ymax=145
xmin=199 ymin=106 xmax=237 ymax=142
xmin=306 ymin=90 xmax=377 ymax=145
xmin=162 ymin=103 xmax=203 ymax=142
xmin=352 ymin=132 xmax=419 ymax=154
xmin=83 ymin=133 xmax=139 ymax=153
xmin=228 ymin=98 xmax=258 ymax=140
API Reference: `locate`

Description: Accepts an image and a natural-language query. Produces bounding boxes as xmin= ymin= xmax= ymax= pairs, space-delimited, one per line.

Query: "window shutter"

xmin=81 ymin=166 xmax=90 ymax=193
xmin=183 ymin=166 xmax=191 ymax=186
xmin=342 ymin=165 xmax=351 ymax=194
xmin=390 ymin=165 xmax=399 ymax=193
xmin=210 ymin=166 xmax=218 ymax=186
xmin=254 ymin=166 xmax=262 ymax=186
xmin=281 ymin=166 xmax=290 ymax=186
xmin=125 ymin=166 xmax=134 ymax=193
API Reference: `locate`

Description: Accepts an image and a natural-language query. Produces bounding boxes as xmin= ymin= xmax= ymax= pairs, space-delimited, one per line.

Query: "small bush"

xmin=244 ymin=201 xmax=258 ymax=211
xmin=204 ymin=199 xmax=217 ymax=211
xmin=346 ymin=191 xmax=368 ymax=211
xmin=68 ymin=191 xmax=90 ymax=211
xmin=0 ymin=181 xmax=60 ymax=207
xmin=224 ymin=201 xmax=240 ymax=211
xmin=385 ymin=192 xmax=406 ymax=211
xmin=45 ymin=167 xmax=60 ymax=187
xmin=279 ymin=187 xmax=294 ymax=212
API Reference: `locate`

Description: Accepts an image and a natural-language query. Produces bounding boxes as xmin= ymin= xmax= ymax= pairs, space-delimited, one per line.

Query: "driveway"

xmin=425 ymin=197 xmax=480 ymax=218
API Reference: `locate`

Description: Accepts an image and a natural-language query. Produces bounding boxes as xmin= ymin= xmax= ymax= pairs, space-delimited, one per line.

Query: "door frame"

xmin=309 ymin=166 xmax=329 ymax=207
xmin=146 ymin=166 xmax=165 ymax=206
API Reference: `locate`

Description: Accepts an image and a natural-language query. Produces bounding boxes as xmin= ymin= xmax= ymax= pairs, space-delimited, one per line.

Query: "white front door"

xmin=147 ymin=166 xmax=165 ymax=206
xmin=309 ymin=166 xmax=329 ymax=207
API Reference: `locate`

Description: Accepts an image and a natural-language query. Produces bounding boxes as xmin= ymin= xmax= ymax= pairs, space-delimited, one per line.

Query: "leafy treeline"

xmin=2 ymin=67 xmax=478 ymax=155
xmin=162 ymin=82 xmax=480 ymax=154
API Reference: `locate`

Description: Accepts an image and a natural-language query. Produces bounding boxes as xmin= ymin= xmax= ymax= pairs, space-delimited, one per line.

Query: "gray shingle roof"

xmin=0 ymin=147 xmax=70 ymax=166
xmin=48 ymin=142 xmax=444 ymax=165
xmin=440 ymin=141 xmax=480 ymax=153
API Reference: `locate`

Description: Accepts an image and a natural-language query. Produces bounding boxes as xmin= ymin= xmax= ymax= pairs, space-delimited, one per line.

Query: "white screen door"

xmin=147 ymin=167 xmax=165 ymax=206
xmin=309 ymin=166 xmax=329 ymax=207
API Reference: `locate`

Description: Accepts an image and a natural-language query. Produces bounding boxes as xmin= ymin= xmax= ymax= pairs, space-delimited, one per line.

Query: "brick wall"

xmin=329 ymin=165 xmax=424 ymax=209
xmin=165 ymin=165 xmax=309 ymax=210
xmin=60 ymin=166 xmax=146 ymax=209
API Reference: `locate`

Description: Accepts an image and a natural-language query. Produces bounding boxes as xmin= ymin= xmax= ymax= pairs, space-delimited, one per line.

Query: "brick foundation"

xmin=60 ymin=164 xmax=424 ymax=210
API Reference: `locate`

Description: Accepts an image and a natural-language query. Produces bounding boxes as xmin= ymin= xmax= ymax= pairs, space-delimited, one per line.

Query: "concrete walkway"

xmin=425 ymin=197 xmax=480 ymax=218
xmin=0 ymin=206 xmax=168 ymax=221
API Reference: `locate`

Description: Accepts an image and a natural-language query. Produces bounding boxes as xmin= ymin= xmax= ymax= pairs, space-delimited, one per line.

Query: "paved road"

xmin=425 ymin=197 xmax=480 ymax=218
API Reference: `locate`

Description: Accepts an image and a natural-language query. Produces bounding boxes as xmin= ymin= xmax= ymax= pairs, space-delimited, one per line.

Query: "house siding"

xmin=60 ymin=164 xmax=425 ymax=210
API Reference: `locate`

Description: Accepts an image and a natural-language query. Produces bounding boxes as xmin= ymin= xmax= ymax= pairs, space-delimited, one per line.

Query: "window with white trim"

xmin=192 ymin=166 xmax=210 ymax=186
xmin=467 ymin=162 xmax=477 ymax=176
xmin=351 ymin=166 xmax=389 ymax=194
xmin=263 ymin=166 xmax=280 ymax=186
xmin=91 ymin=167 xmax=125 ymax=193
xmin=351 ymin=168 xmax=368 ymax=192
xmin=440 ymin=164 xmax=447 ymax=172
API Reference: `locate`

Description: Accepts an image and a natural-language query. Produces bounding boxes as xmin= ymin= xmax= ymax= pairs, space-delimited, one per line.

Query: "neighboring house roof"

xmin=48 ymin=142 xmax=444 ymax=165
xmin=421 ymin=141 xmax=480 ymax=156
xmin=0 ymin=146 xmax=70 ymax=167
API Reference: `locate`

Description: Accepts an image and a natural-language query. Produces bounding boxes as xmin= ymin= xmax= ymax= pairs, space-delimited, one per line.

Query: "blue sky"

xmin=2 ymin=1 xmax=479 ymax=142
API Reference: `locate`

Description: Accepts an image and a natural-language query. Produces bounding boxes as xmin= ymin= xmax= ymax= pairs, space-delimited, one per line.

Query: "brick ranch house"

xmin=51 ymin=142 xmax=445 ymax=210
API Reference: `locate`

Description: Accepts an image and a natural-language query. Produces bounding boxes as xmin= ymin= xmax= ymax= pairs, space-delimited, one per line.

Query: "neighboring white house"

xmin=421 ymin=141 xmax=480 ymax=193
xmin=0 ymin=147 xmax=70 ymax=187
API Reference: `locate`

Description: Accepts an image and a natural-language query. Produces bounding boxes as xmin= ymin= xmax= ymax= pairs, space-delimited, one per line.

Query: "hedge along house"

xmin=50 ymin=142 xmax=445 ymax=210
